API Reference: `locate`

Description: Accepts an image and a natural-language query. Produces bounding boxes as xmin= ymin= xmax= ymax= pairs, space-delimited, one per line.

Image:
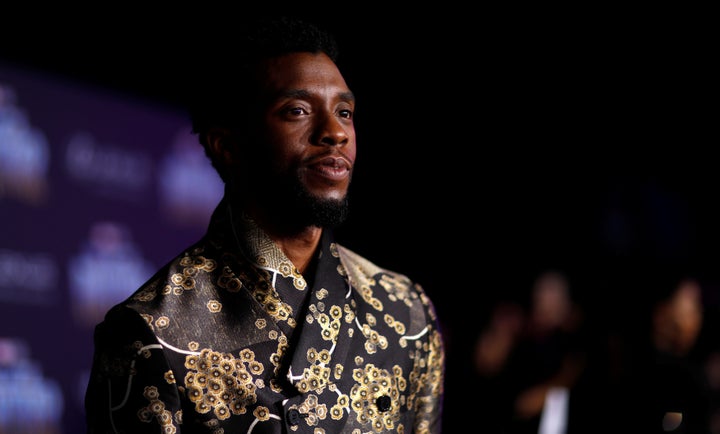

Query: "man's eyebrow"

xmin=338 ymin=91 xmax=355 ymax=104
xmin=278 ymin=89 xmax=311 ymax=99
xmin=276 ymin=89 xmax=356 ymax=103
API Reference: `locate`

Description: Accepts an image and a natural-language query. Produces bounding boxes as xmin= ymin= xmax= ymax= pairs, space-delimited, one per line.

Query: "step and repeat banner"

xmin=0 ymin=61 xmax=224 ymax=433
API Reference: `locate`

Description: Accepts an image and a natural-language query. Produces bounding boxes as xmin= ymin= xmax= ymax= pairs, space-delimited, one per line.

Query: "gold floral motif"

xmin=289 ymin=394 xmax=330 ymax=427
xmin=137 ymin=407 xmax=152 ymax=422
xmin=277 ymin=262 xmax=293 ymax=277
xmin=317 ymin=349 xmax=331 ymax=365
xmin=333 ymin=364 xmax=344 ymax=379
xmin=181 ymin=277 xmax=195 ymax=290
xmin=253 ymin=405 xmax=271 ymax=421
xmin=144 ymin=385 xmax=160 ymax=400
xmin=140 ymin=314 xmax=153 ymax=327
xmin=384 ymin=314 xmax=406 ymax=335
xmin=134 ymin=286 xmax=157 ymax=301
xmin=183 ymin=348 xmax=263 ymax=417
xmin=248 ymin=273 xmax=296 ymax=326
xmin=296 ymin=363 xmax=331 ymax=394
xmin=359 ymin=323 xmax=388 ymax=355
xmin=217 ymin=266 xmax=242 ymax=292
xmin=207 ymin=300 xmax=222 ymax=313
xmin=135 ymin=386 xmax=176 ymax=432
xmin=316 ymin=288 xmax=329 ymax=300
xmin=309 ymin=303 xmax=342 ymax=343
xmin=329 ymin=242 xmax=339 ymax=257
xmin=331 ymin=392 xmax=350 ymax=421
xmin=349 ymin=364 xmax=405 ymax=432
xmin=156 ymin=316 xmax=170 ymax=329
xmin=343 ymin=304 xmax=355 ymax=323
xmin=179 ymin=254 xmax=216 ymax=272
xmin=329 ymin=305 xmax=342 ymax=320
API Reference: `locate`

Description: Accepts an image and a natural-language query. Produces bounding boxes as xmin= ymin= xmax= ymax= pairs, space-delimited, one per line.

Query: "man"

xmin=85 ymin=15 xmax=445 ymax=433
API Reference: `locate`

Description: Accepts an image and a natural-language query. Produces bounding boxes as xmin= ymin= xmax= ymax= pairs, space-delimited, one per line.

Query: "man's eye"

xmin=338 ymin=109 xmax=353 ymax=119
xmin=288 ymin=107 xmax=306 ymax=116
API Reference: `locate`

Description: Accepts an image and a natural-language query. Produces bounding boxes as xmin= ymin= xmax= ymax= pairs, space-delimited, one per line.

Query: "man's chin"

xmin=307 ymin=197 xmax=349 ymax=228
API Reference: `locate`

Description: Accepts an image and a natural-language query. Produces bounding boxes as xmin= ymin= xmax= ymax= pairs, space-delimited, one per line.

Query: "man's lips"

xmin=307 ymin=156 xmax=352 ymax=181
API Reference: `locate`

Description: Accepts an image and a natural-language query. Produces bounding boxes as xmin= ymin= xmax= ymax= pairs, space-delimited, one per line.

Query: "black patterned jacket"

xmin=85 ymin=199 xmax=445 ymax=433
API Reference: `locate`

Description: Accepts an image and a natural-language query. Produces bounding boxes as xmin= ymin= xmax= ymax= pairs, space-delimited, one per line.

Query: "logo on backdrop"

xmin=0 ymin=338 xmax=63 ymax=431
xmin=64 ymin=131 xmax=152 ymax=199
xmin=67 ymin=221 xmax=155 ymax=327
xmin=0 ymin=84 xmax=50 ymax=205
xmin=157 ymin=128 xmax=224 ymax=228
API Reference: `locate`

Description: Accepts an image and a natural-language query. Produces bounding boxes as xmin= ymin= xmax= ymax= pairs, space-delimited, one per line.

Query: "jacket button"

xmin=287 ymin=408 xmax=301 ymax=426
xmin=376 ymin=395 xmax=392 ymax=412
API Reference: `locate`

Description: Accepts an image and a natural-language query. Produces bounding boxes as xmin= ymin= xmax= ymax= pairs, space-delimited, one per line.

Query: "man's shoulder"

xmin=114 ymin=238 xmax=229 ymax=311
xmin=335 ymin=244 xmax=440 ymax=328
xmin=335 ymin=244 xmax=416 ymax=292
xmin=336 ymin=244 xmax=401 ymax=274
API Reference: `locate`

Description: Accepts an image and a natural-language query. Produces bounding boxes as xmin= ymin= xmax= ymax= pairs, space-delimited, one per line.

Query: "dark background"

xmin=4 ymin=11 xmax=715 ymax=260
xmin=1 ymin=8 xmax=717 ymax=432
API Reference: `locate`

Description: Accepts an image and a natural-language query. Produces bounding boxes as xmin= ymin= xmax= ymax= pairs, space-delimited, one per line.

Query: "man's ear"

xmin=205 ymin=127 xmax=239 ymax=165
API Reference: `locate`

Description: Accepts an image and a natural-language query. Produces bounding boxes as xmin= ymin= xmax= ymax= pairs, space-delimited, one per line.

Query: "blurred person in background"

xmin=472 ymin=269 xmax=587 ymax=433
xmin=633 ymin=266 xmax=712 ymax=433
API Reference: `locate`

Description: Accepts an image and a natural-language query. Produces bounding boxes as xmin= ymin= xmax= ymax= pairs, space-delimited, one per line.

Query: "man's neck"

xmin=244 ymin=202 xmax=323 ymax=275
xmin=268 ymin=226 xmax=323 ymax=275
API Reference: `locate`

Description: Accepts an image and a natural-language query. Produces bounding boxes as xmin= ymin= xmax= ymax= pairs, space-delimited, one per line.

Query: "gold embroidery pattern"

xmin=184 ymin=348 xmax=264 ymax=419
xmin=167 ymin=255 xmax=217 ymax=295
xmin=405 ymin=329 xmax=444 ymax=434
xmin=156 ymin=316 xmax=170 ymax=329
xmin=307 ymin=302 xmax=343 ymax=343
xmin=359 ymin=313 xmax=389 ymax=355
xmin=250 ymin=272 xmax=296 ymax=327
xmin=247 ymin=217 xmax=307 ymax=291
xmin=350 ymin=364 xmax=404 ymax=432
xmin=355 ymin=280 xmax=384 ymax=311
xmin=296 ymin=348 xmax=332 ymax=394
xmin=207 ymin=300 xmax=222 ymax=313
xmin=136 ymin=385 xmax=176 ymax=432
xmin=290 ymin=394 xmax=329 ymax=428
xmin=134 ymin=281 xmax=161 ymax=302
xmin=383 ymin=314 xmax=406 ymax=335
xmin=330 ymin=391 xmax=350 ymax=421
xmin=275 ymin=260 xmax=307 ymax=290
xmin=270 ymin=335 xmax=289 ymax=373
xmin=217 ymin=265 xmax=243 ymax=292
xmin=88 ymin=210 xmax=444 ymax=433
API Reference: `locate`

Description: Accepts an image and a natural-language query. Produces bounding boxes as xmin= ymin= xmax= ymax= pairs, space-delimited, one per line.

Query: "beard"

xmin=240 ymin=165 xmax=350 ymax=233
xmin=286 ymin=173 xmax=350 ymax=229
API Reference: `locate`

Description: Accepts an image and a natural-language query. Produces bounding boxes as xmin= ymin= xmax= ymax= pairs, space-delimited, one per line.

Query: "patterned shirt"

xmin=85 ymin=199 xmax=445 ymax=433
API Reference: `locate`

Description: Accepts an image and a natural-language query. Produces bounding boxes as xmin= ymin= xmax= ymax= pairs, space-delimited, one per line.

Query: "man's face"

xmin=257 ymin=52 xmax=356 ymax=200
xmin=229 ymin=52 xmax=357 ymax=229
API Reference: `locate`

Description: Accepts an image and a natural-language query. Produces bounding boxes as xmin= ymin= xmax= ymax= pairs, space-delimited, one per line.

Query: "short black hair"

xmin=187 ymin=15 xmax=340 ymax=140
